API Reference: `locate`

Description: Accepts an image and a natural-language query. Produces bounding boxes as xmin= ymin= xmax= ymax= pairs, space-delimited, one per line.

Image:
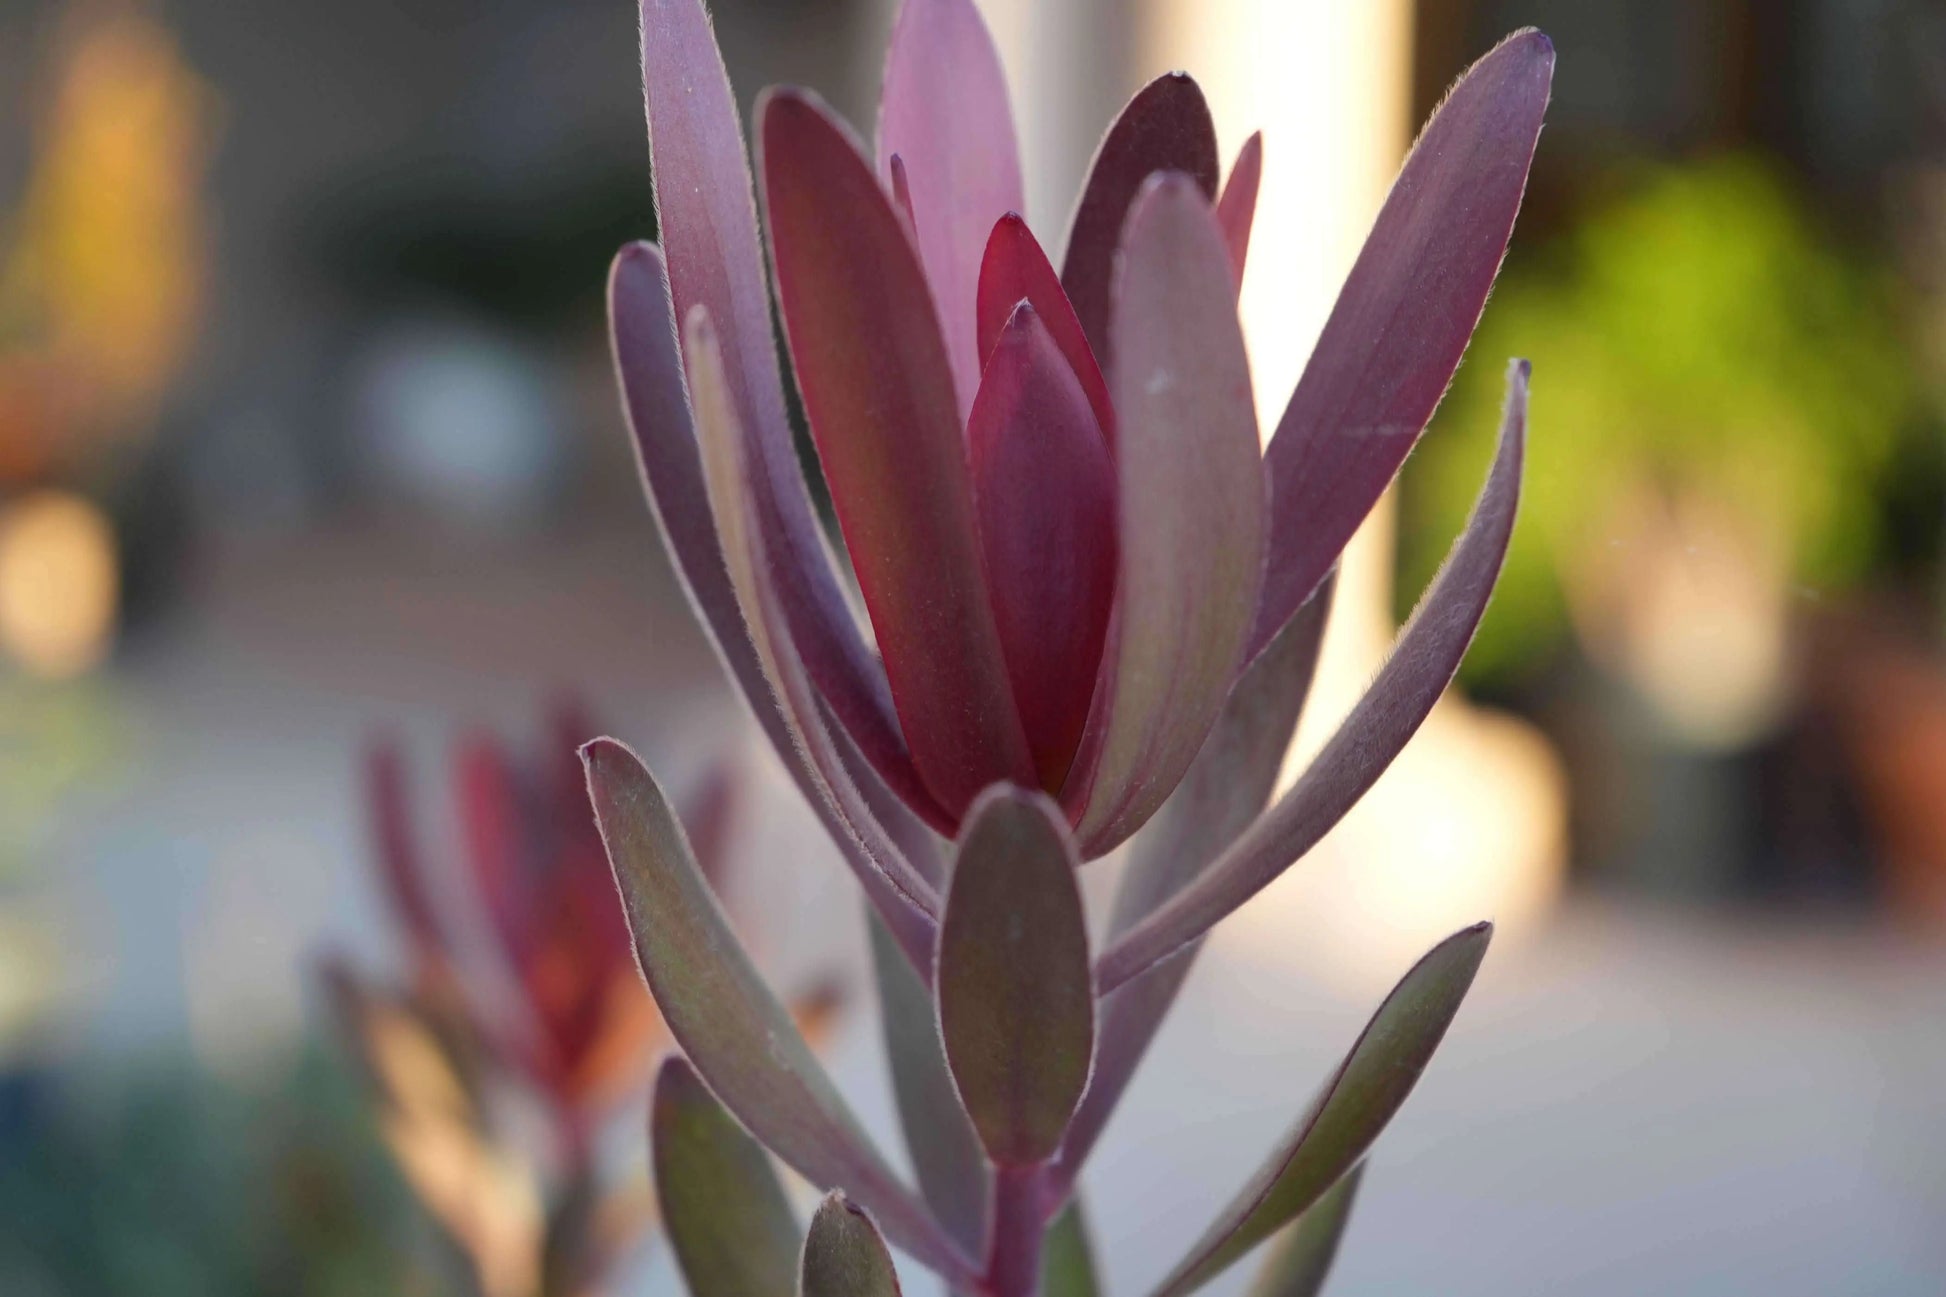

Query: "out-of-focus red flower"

xmin=328 ymin=706 xmax=821 ymax=1297
xmin=365 ymin=703 xmax=732 ymax=1138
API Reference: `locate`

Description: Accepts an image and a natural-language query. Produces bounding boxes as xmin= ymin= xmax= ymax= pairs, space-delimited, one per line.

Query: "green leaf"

xmin=1245 ymin=1164 xmax=1363 ymax=1297
xmin=800 ymin=1193 xmax=904 ymax=1297
xmin=1150 ymin=923 xmax=1491 ymax=1295
xmin=651 ymin=1056 xmax=798 ymax=1297
xmin=935 ymin=786 xmax=1094 ymax=1165
xmin=869 ymin=909 xmax=990 ymax=1256
xmin=585 ymin=739 xmax=973 ymax=1285
xmin=1042 ymin=1197 xmax=1103 ymax=1297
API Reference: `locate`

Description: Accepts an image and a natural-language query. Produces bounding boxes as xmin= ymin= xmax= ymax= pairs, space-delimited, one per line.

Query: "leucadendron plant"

xmin=327 ymin=706 xmax=837 ymax=1297
xmin=590 ymin=0 xmax=1551 ymax=1293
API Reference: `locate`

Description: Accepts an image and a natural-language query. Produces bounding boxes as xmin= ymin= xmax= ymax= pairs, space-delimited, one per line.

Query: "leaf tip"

xmin=1510 ymin=26 xmax=1555 ymax=66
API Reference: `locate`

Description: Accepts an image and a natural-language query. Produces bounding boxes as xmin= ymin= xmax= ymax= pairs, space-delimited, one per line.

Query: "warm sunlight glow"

xmin=0 ymin=491 xmax=118 ymax=678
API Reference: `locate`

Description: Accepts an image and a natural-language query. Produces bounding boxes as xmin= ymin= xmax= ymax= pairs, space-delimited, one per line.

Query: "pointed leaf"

xmin=683 ymin=306 xmax=941 ymax=970
xmin=936 ymin=787 xmax=1094 ymax=1165
xmin=1057 ymin=578 xmax=1332 ymax=1180
xmin=1042 ymin=1198 xmax=1104 ymax=1297
xmin=1151 ymin=925 xmax=1490 ymax=1296
xmin=365 ymin=741 xmax=444 ymax=968
xmin=976 ymin=214 xmax=1115 ymax=439
xmin=1062 ymin=73 xmax=1220 ymax=368
xmin=651 ymin=1056 xmax=799 ymax=1297
xmin=610 ymin=246 xmax=839 ymax=825
xmin=969 ymin=303 xmax=1118 ymax=792
xmin=1066 ymin=174 xmax=1265 ymax=857
xmin=761 ymin=87 xmax=1037 ymax=821
xmin=1216 ymin=133 xmax=1263 ymax=288
xmin=585 ymin=740 xmax=974 ymax=1285
xmin=869 ymin=909 xmax=989 ymax=1257
xmin=610 ymin=246 xmax=950 ymax=925
xmin=1251 ymin=29 xmax=1552 ymax=657
xmin=638 ymin=1 xmax=915 ymax=808
xmin=1245 ymin=1165 xmax=1364 ymax=1297
xmin=801 ymin=1194 xmax=904 ymax=1297
xmin=455 ymin=732 xmax=526 ymax=963
xmin=1096 ymin=362 xmax=1528 ymax=995
xmin=877 ymin=0 xmax=1026 ymax=411
xmin=827 ymin=707 xmax=948 ymax=892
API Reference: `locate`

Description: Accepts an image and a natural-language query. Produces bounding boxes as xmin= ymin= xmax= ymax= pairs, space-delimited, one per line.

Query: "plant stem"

xmin=984 ymin=1165 xmax=1047 ymax=1297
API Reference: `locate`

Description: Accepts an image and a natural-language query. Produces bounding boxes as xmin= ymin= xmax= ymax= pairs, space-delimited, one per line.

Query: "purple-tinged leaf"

xmin=936 ymin=787 xmax=1093 ymax=1166
xmin=1056 ymin=578 xmax=1332 ymax=1181
xmin=877 ymin=0 xmax=1026 ymax=413
xmin=1150 ymin=925 xmax=1490 ymax=1296
xmin=682 ymin=308 xmax=939 ymax=969
xmin=611 ymin=247 xmax=826 ymax=827
xmin=1250 ymin=29 xmax=1552 ymax=658
xmin=455 ymin=733 xmax=526 ymax=962
xmin=1095 ymin=361 xmax=1527 ymax=994
xmin=1061 ymin=73 xmax=1219 ymax=368
xmin=365 ymin=741 xmax=443 ymax=967
xmin=1216 ymin=132 xmax=1263 ymax=288
xmin=1245 ymin=1165 xmax=1364 ymax=1297
xmin=651 ymin=1056 xmax=799 ymax=1297
xmin=584 ymin=740 xmax=975 ymax=1286
xmin=1064 ymin=174 xmax=1266 ymax=858
xmin=969 ymin=303 xmax=1118 ymax=793
xmin=1043 ymin=1197 xmax=1103 ymax=1297
xmin=609 ymin=244 xmax=955 ymax=871
xmin=868 ymin=910 xmax=989 ymax=1258
xmin=761 ymin=88 xmax=1038 ymax=822
xmin=826 ymin=705 xmax=948 ymax=892
xmin=801 ymin=1194 xmax=904 ymax=1297
xmin=638 ymin=2 xmax=918 ymax=821
xmin=976 ymin=214 xmax=1115 ymax=440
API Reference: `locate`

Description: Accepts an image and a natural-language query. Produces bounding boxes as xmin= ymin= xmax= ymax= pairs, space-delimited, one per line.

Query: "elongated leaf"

xmin=651 ymin=1056 xmax=799 ymax=1297
xmin=584 ymin=740 xmax=974 ymax=1285
xmin=969 ymin=303 xmax=1117 ymax=792
xmin=1056 ymin=578 xmax=1332 ymax=1180
xmin=1151 ymin=924 xmax=1490 ymax=1296
xmin=1095 ymin=362 xmax=1528 ymax=995
xmin=1216 ymin=132 xmax=1263 ymax=287
xmin=761 ymin=87 xmax=1037 ymax=822
xmin=877 ymin=0 xmax=1025 ymax=412
xmin=638 ymin=0 xmax=916 ymax=811
xmin=869 ymin=909 xmax=989 ymax=1257
xmin=936 ymin=787 xmax=1093 ymax=1165
xmin=1062 ymin=73 xmax=1220 ymax=367
xmin=1065 ymin=174 xmax=1265 ymax=858
xmin=801 ymin=1194 xmax=904 ymax=1297
xmin=611 ymin=248 xmax=946 ymax=937
xmin=611 ymin=246 xmax=856 ymax=828
xmin=827 ymin=706 xmax=948 ymax=892
xmin=455 ymin=733 xmax=524 ymax=960
xmin=1245 ymin=1165 xmax=1364 ymax=1297
xmin=976 ymin=214 xmax=1115 ymax=438
xmin=364 ymin=742 xmax=443 ymax=966
xmin=1042 ymin=1198 xmax=1103 ymax=1297
xmin=1251 ymin=29 xmax=1552 ymax=657
xmin=684 ymin=306 xmax=940 ymax=970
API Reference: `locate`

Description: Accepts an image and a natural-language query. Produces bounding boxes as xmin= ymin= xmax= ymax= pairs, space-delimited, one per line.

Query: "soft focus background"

xmin=2 ymin=1 xmax=1945 ymax=1293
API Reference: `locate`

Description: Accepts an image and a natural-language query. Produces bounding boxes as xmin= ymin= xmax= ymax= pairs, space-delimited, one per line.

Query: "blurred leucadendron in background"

xmin=326 ymin=705 xmax=835 ymax=1297
xmin=594 ymin=0 xmax=1551 ymax=1292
